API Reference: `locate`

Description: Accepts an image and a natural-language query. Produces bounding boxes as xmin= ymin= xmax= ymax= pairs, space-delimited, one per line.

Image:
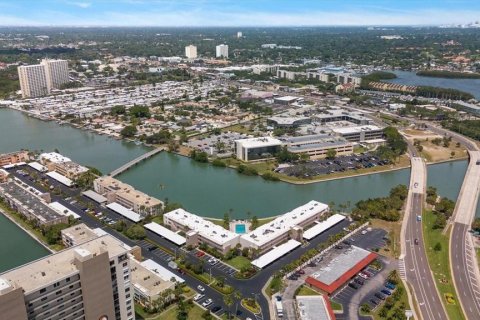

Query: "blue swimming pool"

xmin=235 ymin=224 xmax=246 ymax=234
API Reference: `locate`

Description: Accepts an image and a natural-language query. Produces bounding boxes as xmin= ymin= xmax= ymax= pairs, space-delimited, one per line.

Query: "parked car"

xmin=297 ymin=269 xmax=305 ymax=275
xmin=354 ymin=278 xmax=364 ymax=285
xmin=359 ymin=272 xmax=369 ymax=279
xmin=147 ymin=246 xmax=156 ymax=252
xmin=385 ymin=282 xmax=396 ymax=290
xmin=348 ymin=282 xmax=359 ymax=289
xmin=202 ymin=299 xmax=213 ymax=307
xmin=375 ymin=292 xmax=386 ymax=300
xmin=211 ymin=306 xmax=222 ymax=313
xmin=414 ymin=238 xmax=419 ymax=245
xmin=370 ymin=298 xmax=379 ymax=306
xmin=381 ymin=289 xmax=392 ymax=296
xmin=197 ymin=285 xmax=205 ymax=292
xmin=193 ymin=294 xmax=204 ymax=301
xmin=363 ymin=270 xmax=373 ymax=277
xmin=196 ymin=251 xmax=205 ymax=257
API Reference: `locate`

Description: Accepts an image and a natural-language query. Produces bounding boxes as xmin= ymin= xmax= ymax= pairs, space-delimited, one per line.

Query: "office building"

xmin=185 ymin=45 xmax=198 ymax=59
xmin=41 ymin=59 xmax=69 ymax=92
xmin=94 ymin=176 xmax=163 ymax=216
xmin=282 ymin=134 xmax=354 ymax=159
xmin=164 ymin=208 xmax=240 ymax=254
xmin=18 ymin=65 xmax=49 ymax=98
xmin=216 ymin=44 xmax=229 ymax=58
xmin=0 ymin=235 xmax=135 ymax=320
xmin=0 ymin=151 xmax=29 ymax=167
xmin=235 ymin=137 xmax=282 ymax=162
xmin=240 ymin=200 xmax=329 ymax=253
xmin=18 ymin=59 xmax=69 ymax=98
xmin=331 ymin=125 xmax=384 ymax=143
xmin=267 ymin=116 xmax=312 ymax=128
xmin=237 ymin=31 xmax=243 ymax=38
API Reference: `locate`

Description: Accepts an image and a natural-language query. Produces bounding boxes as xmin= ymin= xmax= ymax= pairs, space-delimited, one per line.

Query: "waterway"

xmin=0 ymin=108 xmax=479 ymax=270
xmin=386 ymin=70 xmax=480 ymax=99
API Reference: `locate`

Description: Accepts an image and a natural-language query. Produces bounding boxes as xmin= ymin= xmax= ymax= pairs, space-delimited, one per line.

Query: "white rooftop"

xmin=241 ymin=200 xmax=328 ymax=247
xmin=107 ymin=202 xmax=143 ymax=223
xmin=275 ymin=96 xmax=299 ymax=102
xmin=303 ymin=214 xmax=346 ymax=240
xmin=252 ymin=239 xmax=301 ymax=269
xmin=332 ymin=125 xmax=383 ymax=134
xmin=82 ymin=190 xmax=108 ymax=203
xmin=145 ymin=222 xmax=186 ymax=246
xmin=296 ymin=295 xmax=333 ymax=320
xmin=235 ymin=136 xmax=282 ymax=149
xmin=49 ymin=201 xmax=80 ymax=220
xmin=40 ymin=152 xmax=71 ymax=163
xmin=140 ymin=259 xmax=184 ymax=283
xmin=28 ymin=161 xmax=48 ymax=172
xmin=164 ymin=208 xmax=239 ymax=246
xmin=46 ymin=171 xmax=73 ymax=187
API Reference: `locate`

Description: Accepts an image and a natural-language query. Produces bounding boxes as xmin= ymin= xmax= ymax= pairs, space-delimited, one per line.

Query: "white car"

xmin=202 ymin=298 xmax=213 ymax=307
xmin=197 ymin=285 xmax=205 ymax=292
xmin=193 ymin=293 xmax=204 ymax=301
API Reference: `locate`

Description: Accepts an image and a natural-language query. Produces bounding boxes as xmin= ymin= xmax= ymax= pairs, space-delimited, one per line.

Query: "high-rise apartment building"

xmin=41 ymin=59 xmax=69 ymax=92
xmin=18 ymin=59 xmax=69 ymax=98
xmin=0 ymin=235 xmax=135 ymax=320
xmin=237 ymin=31 xmax=242 ymax=38
xmin=17 ymin=65 xmax=49 ymax=98
xmin=216 ymin=44 xmax=229 ymax=58
xmin=185 ymin=45 xmax=198 ymax=59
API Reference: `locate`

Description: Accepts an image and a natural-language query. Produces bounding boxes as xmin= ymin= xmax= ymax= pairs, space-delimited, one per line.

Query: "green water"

xmin=0 ymin=213 xmax=50 ymax=272
xmin=0 ymin=108 xmax=478 ymax=270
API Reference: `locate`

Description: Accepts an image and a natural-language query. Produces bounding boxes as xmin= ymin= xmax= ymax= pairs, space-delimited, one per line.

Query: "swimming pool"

xmin=235 ymin=224 xmax=246 ymax=234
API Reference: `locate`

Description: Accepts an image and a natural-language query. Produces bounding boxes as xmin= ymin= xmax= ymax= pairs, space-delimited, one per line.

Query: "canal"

xmin=0 ymin=108 xmax=478 ymax=271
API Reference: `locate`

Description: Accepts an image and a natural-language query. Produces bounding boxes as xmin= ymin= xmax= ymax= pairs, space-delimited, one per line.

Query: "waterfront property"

xmin=164 ymin=208 xmax=240 ymax=254
xmin=0 ymin=234 xmax=135 ymax=320
xmin=0 ymin=180 xmax=69 ymax=227
xmin=281 ymin=134 xmax=354 ymax=159
xmin=0 ymin=151 xmax=29 ymax=167
xmin=331 ymin=125 xmax=384 ymax=143
xmin=235 ymin=137 xmax=282 ymax=162
xmin=39 ymin=152 xmax=89 ymax=180
xmin=94 ymin=176 xmax=163 ymax=216
xmin=61 ymin=223 xmax=108 ymax=247
xmin=240 ymin=200 xmax=329 ymax=253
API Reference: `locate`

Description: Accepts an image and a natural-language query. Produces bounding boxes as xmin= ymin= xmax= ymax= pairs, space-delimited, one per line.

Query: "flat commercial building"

xmin=274 ymin=96 xmax=299 ymax=105
xmin=94 ymin=176 xmax=163 ymax=216
xmin=332 ymin=125 xmax=384 ymax=143
xmin=164 ymin=208 xmax=240 ymax=254
xmin=216 ymin=44 xmax=229 ymax=58
xmin=0 ymin=235 xmax=135 ymax=320
xmin=240 ymin=200 xmax=329 ymax=253
xmin=235 ymin=137 xmax=282 ymax=162
xmin=18 ymin=64 xmax=49 ymax=98
xmin=306 ymin=246 xmax=377 ymax=295
xmin=267 ymin=116 xmax=312 ymax=128
xmin=282 ymin=134 xmax=354 ymax=159
xmin=18 ymin=59 xmax=68 ymax=98
xmin=313 ymin=110 xmax=372 ymax=126
xmin=39 ymin=152 xmax=88 ymax=180
xmin=296 ymin=295 xmax=336 ymax=320
xmin=0 ymin=151 xmax=29 ymax=167
xmin=0 ymin=180 xmax=68 ymax=227
xmin=185 ymin=45 xmax=198 ymax=59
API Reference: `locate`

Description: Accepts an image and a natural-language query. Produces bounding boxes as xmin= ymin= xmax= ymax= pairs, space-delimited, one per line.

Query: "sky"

xmin=0 ymin=0 xmax=479 ymax=27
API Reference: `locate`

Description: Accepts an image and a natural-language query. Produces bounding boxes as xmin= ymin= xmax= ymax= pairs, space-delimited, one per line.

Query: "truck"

xmin=275 ymin=300 xmax=284 ymax=318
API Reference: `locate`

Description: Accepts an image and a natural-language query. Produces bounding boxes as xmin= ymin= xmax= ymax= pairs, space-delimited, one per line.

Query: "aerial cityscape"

xmin=1 ymin=1 xmax=480 ymax=320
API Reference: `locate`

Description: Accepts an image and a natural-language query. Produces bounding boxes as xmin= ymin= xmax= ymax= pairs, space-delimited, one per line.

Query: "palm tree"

xmin=223 ymin=294 xmax=234 ymax=319
xmin=233 ymin=290 xmax=242 ymax=317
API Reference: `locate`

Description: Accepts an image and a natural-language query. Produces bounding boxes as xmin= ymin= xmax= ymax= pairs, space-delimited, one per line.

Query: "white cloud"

xmin=67 ymin=2 xmax=92 ymax=9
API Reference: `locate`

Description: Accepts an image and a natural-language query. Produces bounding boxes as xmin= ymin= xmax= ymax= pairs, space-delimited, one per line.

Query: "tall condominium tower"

xmin=185 ymin=45 xmax=198 ymax=59
xmin=17 ymin=59 xmax=69 ymax=98
xmin=0 ymin=235 xmax=135 ymax=320
xmin=215 ymin=44 xmax=229 ymax=59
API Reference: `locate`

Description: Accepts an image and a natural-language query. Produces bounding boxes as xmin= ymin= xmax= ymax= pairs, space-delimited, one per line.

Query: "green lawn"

xmin=296 ymin=285 xmax=320 ymax=296
xmin=136 ymin=303 xmax=205 ymax=320
xmin=423 ymin=210 xmax=465 ymax=320
xmin=225 ymin=256 xmax=251 ymax=270
xmin=330 ymin=299 xmax=343 ymax=312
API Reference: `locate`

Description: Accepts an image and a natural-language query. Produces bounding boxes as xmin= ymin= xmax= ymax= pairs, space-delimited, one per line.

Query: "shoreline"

xmin=0 ymin=208 xmax=54 ymax=254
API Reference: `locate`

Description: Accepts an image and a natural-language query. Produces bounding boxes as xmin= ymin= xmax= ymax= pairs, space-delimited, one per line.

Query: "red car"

xmin=196 ymin=251 xmax=205 ymax=258
xmin=297 ymin=269 xmax=305 ymax=275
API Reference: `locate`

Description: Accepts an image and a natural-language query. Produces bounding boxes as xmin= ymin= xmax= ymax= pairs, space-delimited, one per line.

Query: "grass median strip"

xmin=423 ymin=210 xmax=465 ymax=320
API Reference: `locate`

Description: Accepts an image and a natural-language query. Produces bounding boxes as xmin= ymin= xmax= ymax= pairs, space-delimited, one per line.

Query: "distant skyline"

xmin=0 ymin=0 xmax=479 ymax=27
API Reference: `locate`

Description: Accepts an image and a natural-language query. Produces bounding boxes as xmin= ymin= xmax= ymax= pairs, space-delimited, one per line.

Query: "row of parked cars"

xmin=370 ymin=281 xmax=397 ymax=306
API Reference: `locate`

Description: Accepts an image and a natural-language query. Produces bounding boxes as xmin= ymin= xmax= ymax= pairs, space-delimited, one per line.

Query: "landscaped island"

xmin=417 ymin=70 xmax=480 ymax=79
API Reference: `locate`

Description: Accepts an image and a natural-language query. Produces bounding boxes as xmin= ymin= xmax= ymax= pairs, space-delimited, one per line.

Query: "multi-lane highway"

xmin=450 ymin=150 xmax=480 ymax=320
xmin=403 ymin=156 xmax=448 ymax=320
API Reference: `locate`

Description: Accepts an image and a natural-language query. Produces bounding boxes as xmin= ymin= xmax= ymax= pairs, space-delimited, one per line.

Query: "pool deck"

xmin=230 ymin=220 xmax=252 ymax=234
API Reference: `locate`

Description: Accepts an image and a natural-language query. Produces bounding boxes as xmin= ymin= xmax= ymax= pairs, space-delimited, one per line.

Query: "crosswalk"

xmin=398 ymin=259 xmax=406 ymax=280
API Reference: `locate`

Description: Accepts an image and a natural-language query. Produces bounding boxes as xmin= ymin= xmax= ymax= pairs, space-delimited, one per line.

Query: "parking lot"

xmin=277 ymin=153 xmax=390 ymax=178
xmin=189 ymin=248 xmax=238 ymax=276
xmin=187 ymin=131 xmax=251 ymax=156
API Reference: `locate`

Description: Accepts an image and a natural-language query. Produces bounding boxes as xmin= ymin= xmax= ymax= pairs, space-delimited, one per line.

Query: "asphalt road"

xmin=7 ymin=166 xmax=362 ymax=320
xmin=403 ymin=158 xmax=448 ymax=320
